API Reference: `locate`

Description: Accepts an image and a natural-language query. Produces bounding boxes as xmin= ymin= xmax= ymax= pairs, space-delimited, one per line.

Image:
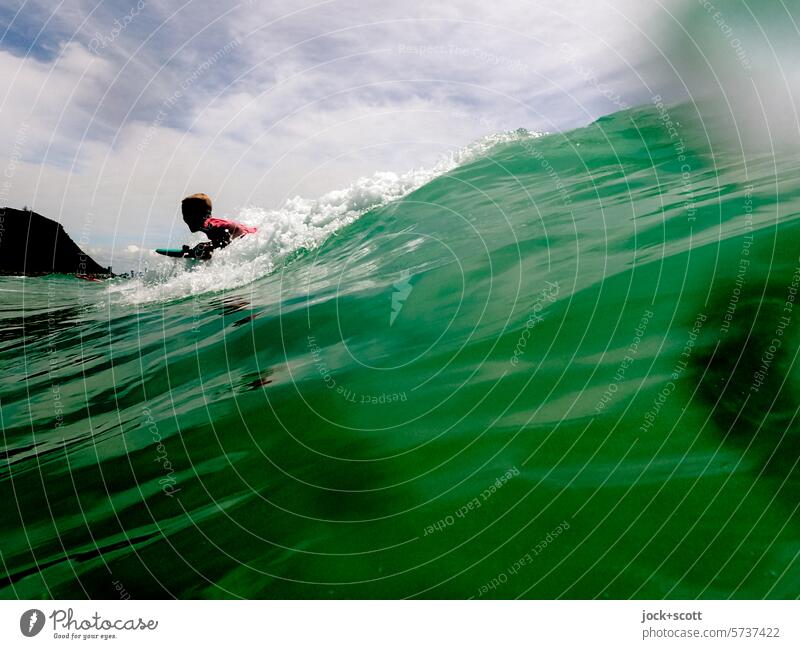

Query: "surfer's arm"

xmin=192 ymin=229 xmax=233 ymax=259
xmin=188 ymin=242 xmax=214 ymax=259
xmin=200 ymin=222 xmax=234 ymax=249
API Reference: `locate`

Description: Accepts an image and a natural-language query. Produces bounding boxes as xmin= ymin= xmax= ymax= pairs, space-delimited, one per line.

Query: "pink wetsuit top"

xmin=201 ymin=217 xmax=257 ymax=246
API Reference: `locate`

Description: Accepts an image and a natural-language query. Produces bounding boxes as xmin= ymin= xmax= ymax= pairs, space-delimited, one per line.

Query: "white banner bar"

xmin=1 ymin=600 xmax=796 ymax=648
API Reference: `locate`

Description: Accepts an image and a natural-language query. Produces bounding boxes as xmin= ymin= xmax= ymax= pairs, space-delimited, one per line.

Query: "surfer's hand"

xmin=190 ymin=242 xmax=213 ymax=260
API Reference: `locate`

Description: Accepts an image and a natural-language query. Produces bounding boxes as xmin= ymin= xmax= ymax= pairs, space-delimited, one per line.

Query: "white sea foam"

xmin=108 ymin=130 xmax=539 ymax=305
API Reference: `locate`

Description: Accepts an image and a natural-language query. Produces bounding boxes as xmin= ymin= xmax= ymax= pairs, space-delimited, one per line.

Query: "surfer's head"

xmin=182 ymin=193 xmax=212 ymax=232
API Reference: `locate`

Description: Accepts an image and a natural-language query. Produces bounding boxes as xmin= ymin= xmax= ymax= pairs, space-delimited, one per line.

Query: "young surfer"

xmin=179 ymin=193 xmax=257 ymax=260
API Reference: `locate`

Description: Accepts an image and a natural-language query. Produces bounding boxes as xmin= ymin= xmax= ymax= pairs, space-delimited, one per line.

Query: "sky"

xmin=0 ymin=0 xmax=703 ymax=268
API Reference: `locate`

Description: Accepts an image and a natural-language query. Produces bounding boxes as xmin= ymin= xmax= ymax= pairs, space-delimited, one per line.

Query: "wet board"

xmin=155 ymin=247 xmax=190 ymax=258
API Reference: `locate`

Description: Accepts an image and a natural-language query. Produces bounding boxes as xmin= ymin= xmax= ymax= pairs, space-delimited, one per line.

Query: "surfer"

xmin=179 ymin=193 xmax=257 ymax=260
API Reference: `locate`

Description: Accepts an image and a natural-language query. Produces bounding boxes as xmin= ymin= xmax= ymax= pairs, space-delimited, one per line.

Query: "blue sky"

xmin=0 ymin=0 xmax=707 ymax=266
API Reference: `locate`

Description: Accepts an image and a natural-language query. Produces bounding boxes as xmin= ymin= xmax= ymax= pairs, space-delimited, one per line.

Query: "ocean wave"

xmin=108 ymin=129 xmax=540 ymax=305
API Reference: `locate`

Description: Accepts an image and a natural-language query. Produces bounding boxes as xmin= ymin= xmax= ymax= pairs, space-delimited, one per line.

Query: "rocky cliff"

xmin=0 ymin=208 xmax=111 ymax=275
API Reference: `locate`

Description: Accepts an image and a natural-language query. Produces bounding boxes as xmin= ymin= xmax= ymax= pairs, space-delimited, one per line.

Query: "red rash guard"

xmin=201 ymin=217 xmax=258 ymax=248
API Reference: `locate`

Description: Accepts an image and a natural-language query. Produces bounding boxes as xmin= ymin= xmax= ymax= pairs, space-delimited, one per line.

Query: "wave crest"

xmin=108 ymin=130 xmax=539 ymax=305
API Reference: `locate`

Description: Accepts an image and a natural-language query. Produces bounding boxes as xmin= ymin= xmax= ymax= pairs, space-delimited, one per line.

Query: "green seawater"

xmin=2 ymin=103 xmax=800 ymax=598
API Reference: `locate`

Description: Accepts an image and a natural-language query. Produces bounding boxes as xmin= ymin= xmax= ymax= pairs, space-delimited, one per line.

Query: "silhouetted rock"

xmin=0 ymin=208 xmax=111 ymax=276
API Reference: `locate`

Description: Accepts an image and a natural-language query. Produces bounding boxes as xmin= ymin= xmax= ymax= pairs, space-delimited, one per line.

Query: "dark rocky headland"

xmin=0 ymin=207 xmax=111 ymax=276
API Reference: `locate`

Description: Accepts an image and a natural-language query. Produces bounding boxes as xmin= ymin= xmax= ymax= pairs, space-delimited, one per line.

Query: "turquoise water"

xmin=2 ymin=103 xmax=800 ymax=598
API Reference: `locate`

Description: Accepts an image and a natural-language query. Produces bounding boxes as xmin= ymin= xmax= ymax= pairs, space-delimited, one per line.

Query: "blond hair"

xmin=181 ymin=193 xmax=212 ymax=218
